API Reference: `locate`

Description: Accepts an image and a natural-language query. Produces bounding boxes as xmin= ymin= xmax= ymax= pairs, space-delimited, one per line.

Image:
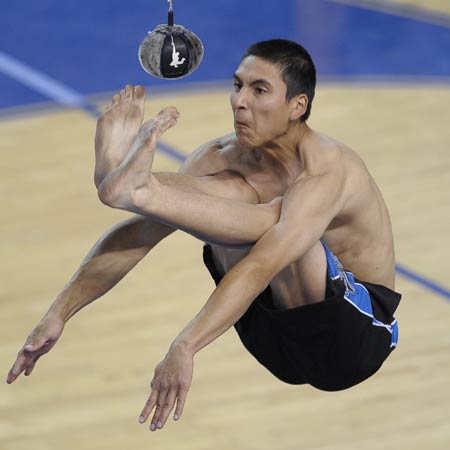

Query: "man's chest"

xmin=228 ymin=161 xmax=295 ymax=203
xmin=218 ymin=140 xmax=302 ymax=203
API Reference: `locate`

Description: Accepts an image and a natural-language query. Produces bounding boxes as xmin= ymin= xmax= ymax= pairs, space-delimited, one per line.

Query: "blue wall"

xmin=1 ymin=0 xmax=449 ymax=108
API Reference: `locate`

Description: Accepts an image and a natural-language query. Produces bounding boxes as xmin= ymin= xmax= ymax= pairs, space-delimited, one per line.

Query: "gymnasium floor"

xmin=1 ymin=1 xmax=449 ymax=449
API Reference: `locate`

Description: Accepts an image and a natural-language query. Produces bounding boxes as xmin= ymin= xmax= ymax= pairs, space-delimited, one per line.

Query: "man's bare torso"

xmin=198 ymin=128 xmax=396 ymax=308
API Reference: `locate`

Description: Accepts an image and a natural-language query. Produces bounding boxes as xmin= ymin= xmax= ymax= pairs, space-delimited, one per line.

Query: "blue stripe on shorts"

xmin=322 ymin=241 xmax=399 ymax=348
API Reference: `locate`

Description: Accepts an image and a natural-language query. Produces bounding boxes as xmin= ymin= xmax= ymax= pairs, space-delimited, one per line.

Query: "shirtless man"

xmin=7 ymin=40 xmax=401 ymax=433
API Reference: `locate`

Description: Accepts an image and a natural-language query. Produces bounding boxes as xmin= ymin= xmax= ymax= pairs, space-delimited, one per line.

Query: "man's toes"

xmin=125 ymin=85 xmax=133 ymax=100
xmin=153 ymin=107 xmax=179 ymax=133
xmin=112 ymin=94 xmax=120 ymax=106
xmin=161 ymin=106 xmax=180 ymax=123
xmin=134 ymin=85 xmax=146 ymax=100
xmin=158 ymin=106 xmax=179 ymax=118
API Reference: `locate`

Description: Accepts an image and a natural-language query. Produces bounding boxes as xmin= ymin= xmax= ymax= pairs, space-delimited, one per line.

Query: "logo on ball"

xmin=170 ymin=36 xmax=186 ymax=68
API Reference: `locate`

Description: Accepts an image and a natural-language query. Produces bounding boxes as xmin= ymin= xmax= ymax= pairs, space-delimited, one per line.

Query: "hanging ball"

xmin=138 ymin=24 xmax=204 ymax=79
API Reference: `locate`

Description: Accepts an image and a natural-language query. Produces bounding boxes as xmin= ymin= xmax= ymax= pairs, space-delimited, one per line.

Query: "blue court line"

xmin=2 ymin=48 xmax=450 ymax=303
xmin=327 ymin=0 xmax=450 ymax=29
xmin=156 ymin=140 xmax=187 ymax=162
xmin=395 ymin=264 xmax=450 ymax=301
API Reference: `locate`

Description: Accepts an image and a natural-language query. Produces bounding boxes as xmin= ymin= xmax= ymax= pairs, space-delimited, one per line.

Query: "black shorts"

xmin=202 ymin=242 xmax=401 ymax=391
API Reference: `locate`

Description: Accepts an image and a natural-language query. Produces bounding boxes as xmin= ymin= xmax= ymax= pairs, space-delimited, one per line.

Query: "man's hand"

xmin=6 ymin=314 xmax=65 ymax=384
xmin=139 ymin=342 xmax=194 ymax=431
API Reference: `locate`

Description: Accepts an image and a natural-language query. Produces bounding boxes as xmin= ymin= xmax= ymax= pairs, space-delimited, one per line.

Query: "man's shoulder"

xmin=179 ymin=133 xmax=240 ymax=176
xmin=305 ymin=129 xmax=367 ymax=176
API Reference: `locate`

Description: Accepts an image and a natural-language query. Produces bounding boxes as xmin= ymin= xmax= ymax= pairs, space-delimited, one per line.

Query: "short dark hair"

xmin=241 ymin=39 xmax=316 ymax=121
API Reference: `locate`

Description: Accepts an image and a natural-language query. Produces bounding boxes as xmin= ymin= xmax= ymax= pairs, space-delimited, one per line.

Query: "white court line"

xmin=0 ymin=50 xmax=185 ymax=159
xmin=0 ymin=51 xmax=89 ymax=109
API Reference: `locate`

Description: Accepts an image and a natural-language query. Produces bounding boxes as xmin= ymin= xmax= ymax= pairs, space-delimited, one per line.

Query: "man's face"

xmin=230 ymin=56 xmax=293 ymax=149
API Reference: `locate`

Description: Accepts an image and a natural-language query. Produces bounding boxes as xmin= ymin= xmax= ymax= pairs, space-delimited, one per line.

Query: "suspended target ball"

xmin=138 ymin=23 xmax=204 ymax=79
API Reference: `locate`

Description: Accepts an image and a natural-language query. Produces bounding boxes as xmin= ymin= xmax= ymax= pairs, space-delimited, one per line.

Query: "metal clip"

xmin=167 ymin=0 xmax=174 ymax=26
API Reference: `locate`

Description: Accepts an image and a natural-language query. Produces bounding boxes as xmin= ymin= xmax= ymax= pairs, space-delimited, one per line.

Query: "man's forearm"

xmin=48 ymin=216 xmax=174 ymax=322
xmin=173 ymin=254 xmax=268 ymax=355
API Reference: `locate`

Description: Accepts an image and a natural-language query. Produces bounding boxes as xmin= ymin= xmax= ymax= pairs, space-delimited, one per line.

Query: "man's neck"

xmin=250 ymin=121 xmax=310 ymax=168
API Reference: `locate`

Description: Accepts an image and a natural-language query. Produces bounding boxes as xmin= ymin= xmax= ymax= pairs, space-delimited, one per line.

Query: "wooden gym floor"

xmin=1 ymin=83 xmax=449 ymax=450
xmin=1 ymin=1 xmax=449 ymax=449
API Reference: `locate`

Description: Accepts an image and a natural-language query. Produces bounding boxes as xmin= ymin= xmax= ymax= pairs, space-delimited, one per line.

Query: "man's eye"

xmin=233 ymin=82 xmax=242 ymax=90
xmin=255 ymin=88 xmax=267 ymax=94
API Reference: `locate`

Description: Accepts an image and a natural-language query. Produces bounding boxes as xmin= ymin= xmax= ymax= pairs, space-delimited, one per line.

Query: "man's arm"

xmin=138 ymin=170 xmax=347 ymax=430
xmin=6 ymin=139 xmax=274 ymax=384
xmin=6 ymin=215 xmax=175 ymax=384
xmin=63 ymin=140 xmax=267 ymax=324
xmin=48 ymin=215 xmax=175 ymax=321
xmin=175 ymin=170 xmax=347 ymax=353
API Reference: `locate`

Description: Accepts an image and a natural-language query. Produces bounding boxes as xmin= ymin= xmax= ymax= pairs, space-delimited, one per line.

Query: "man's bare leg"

xmin=97 ymin=108 xmax=281 ymax=246
xmin=94 ymin=85 xmax=146 ymax=188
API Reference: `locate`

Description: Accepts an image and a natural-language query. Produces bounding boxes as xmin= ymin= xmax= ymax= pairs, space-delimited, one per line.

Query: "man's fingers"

xmin=174 ymin=387 xmax=189 ymax=422
xmin=150 ymin=389 xmax=168 ymax=431
xmin=24 ymin=356 xmax=40 ymax=376
xmin=8 ymin=342 xmax=54 ymax=384
xmin=6 ymin=366 xmax=20 ymax=384
xmin=6 ymin=318 xmax=62 ymax=385
xmin=157 ymin=389 xmax=177 ymax=429
xmin=6 ymin=346 xmax=45 ymax=383
xmin=139 ymin=388 xmax=159 ymax=424
xmin=6 ymin=352 xmax=28 ymax=383
xmin=7 ymin=362 xmax=26 ymax=384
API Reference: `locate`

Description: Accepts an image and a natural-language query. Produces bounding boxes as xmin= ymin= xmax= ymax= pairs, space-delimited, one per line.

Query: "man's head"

xmin=230 ymin=39 xmax=316 ymax=148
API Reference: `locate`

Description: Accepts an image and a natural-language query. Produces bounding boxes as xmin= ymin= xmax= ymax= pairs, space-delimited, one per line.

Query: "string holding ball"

xmin=138 ymin=0 xmax=204 ymax=79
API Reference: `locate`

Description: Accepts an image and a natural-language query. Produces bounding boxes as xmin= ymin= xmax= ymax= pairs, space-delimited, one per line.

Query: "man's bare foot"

xmin=94 ymin=85 xmax=146 ymax=188
xmin=121 ymin=106 xmax=180 ymax=172
xmin=141 ymin=106 xmax=180 ymax=141
xmin=98 ymin=106 xmax=179 ymax=208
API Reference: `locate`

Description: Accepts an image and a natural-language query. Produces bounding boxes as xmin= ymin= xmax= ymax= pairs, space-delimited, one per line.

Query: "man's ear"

xmin=289 ymin=94 xmax=308 ymax=121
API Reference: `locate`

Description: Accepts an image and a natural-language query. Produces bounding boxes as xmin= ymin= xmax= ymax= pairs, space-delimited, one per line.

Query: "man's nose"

xmin=233 ymin=88 xmax=248 ymax=109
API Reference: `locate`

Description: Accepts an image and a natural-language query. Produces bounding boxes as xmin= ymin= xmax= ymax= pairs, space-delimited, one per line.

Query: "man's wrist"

xmin=47 ymin=299 xmax=72 ymax=323
xmin=170 ymin=336 xmax=196 ymax=356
